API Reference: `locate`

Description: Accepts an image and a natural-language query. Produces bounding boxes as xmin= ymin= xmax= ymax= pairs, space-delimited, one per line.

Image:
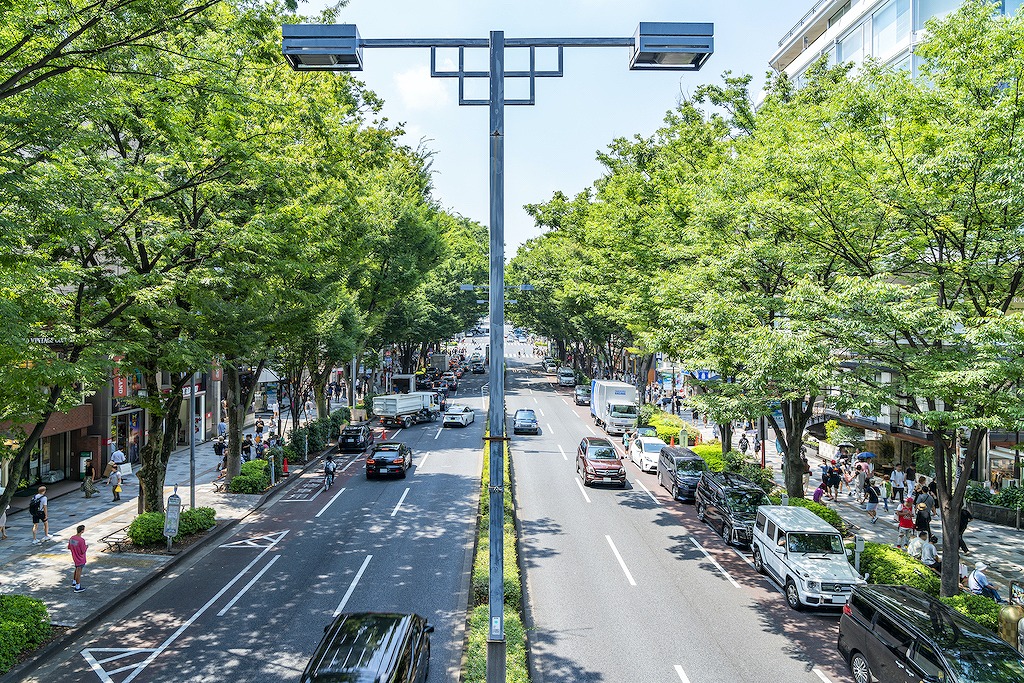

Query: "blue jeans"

xmin=980 ymin=586 xmax=1004 ymax=603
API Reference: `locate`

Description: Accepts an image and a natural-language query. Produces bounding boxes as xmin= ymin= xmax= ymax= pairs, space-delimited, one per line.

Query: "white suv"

xmin=751 ymin=505 xmax=864 ymax=611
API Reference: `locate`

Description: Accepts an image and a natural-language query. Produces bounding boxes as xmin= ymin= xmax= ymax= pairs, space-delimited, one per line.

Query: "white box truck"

xmin=373 ymin=391 xmax=440 ymax=428
xmin=590 ymin=380 xmax=639 ymax=435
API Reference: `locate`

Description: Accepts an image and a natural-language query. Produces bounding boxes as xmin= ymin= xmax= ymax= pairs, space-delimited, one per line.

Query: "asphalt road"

xmin=506 ymin=344 xmax=852 ymax=683
xmin=27 ymin=368 xmax=488 ymax=683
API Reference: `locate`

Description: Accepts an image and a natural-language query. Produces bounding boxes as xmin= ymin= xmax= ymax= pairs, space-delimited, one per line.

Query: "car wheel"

xmin=752 ymin=547 xmax=765 ymax=574
xmin=849 ymin=652 xmax=872 ymax=683
xmin=696 ymin=503 xmax=706 ymax=521
xmin=403 ymin=416 xmax=413 ymax=428
xmin=399 ymin=467 xmax=407 ymax=479
xmin=671 ymin=483 xmax=680 ymax=499
xmin=366 ymin=472 xmax=374 ymax=480
xmin=785 ymin=578 xmax=803 ymax=611
xmin=723 ymin=522 xmax=734 ymax=546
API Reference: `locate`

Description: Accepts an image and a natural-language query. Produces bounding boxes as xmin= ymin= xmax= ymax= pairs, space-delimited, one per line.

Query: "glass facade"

xmin=873 ymin=0 xmax=911 ymax=58
xmin=915 ymin=0 xmax=963 ymax=30
xmin=1006 ymin=0 xmax=1024 ymax=15
xmin=838 ymin=25 xmax=865 ymax=66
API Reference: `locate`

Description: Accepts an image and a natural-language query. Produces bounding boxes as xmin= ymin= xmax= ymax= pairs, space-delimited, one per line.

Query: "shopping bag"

xmin=118 ymin=463 xmax=133 ymax=479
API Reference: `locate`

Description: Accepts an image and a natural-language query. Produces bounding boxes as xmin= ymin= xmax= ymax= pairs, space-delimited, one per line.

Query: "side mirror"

xmin=846 ymin=549 xmax=853 ymax=558
xmin=425 ymin=624 xmax=435 ymax=634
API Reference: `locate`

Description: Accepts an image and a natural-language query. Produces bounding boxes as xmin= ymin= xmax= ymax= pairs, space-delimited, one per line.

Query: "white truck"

xmin=429 ymin=353 xmax=450 ymax=372
xmin=590 ymin=380 xmax=639 ymax=435
xmin=372 ymin=391 xmax=441 ymax=428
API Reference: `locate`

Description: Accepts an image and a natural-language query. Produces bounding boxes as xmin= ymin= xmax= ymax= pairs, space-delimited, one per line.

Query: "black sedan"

xmin=512 ymin=409 xmax=539 ymax=435
xmin=337 ymin=425 xmax=374 ymax=453
xmin=366 ymin=441 xmax=412 ymax=479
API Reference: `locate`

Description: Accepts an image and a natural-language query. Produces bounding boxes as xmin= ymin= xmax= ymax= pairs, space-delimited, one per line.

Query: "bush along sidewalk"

xmin=230 ymin=459 xmax=273 ymax=494
xmin=125 ymin=507 xmax=217 ymax=547
xmin=638 ymin=406 xmax=702 ymax=446
xmin=690 ymin=444 xmax=777 ymax=494
xmin=464 ymin=439 xmax=528 ymax=683
xmin=0 ymin=595 xmax=51 ymax=673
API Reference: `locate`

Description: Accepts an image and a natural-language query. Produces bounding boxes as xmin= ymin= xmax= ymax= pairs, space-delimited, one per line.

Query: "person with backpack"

xmin=213 ymin=437 xmax=226 ymax=472
xmin=324 ymin=455 xmax=337 ymax=490
xmin=30 ymin=486 xmax=51 ymax=544
xmin=738 ymin=434 xmax=749 ymax=456
xmin=864 ymin=479 xmax=881 ymax=524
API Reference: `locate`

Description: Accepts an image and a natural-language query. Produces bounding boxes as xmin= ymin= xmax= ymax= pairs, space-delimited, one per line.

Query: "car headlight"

xmin=586 ymin=465 xmax=595 ymax=473
xmin=806 ymin=580 xmax=820 ymax=592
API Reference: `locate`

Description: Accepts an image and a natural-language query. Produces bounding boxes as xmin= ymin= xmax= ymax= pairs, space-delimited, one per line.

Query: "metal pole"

xmin=189 ymin=371 xmax=196 ymax=509
xmin=485 ymin=29 xmax=507 ymax=683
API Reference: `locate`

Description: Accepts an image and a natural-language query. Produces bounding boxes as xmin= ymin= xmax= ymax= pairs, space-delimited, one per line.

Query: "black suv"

xmin=366 ymin=441 xmax=412 ymax=479
xmin=338 ymin=425 xmax=374 ymax=453
xmin=694 ymin=471 xmax=770 ymax=547
xmin=657 ymin=446 xmax=707 ymax=501
xmin=839 ymin=584 xmax=1024 ymax=683
xmin=302 ymin=612 xmax=433 ymax=683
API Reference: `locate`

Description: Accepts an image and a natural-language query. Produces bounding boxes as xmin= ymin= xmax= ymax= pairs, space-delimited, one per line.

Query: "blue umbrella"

xmin=856 ymin=451 xmax=875 ymax=459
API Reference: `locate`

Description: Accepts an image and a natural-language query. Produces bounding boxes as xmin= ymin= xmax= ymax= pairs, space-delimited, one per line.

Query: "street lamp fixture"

xmin=281 ymin=22 xmax=712 ymax=682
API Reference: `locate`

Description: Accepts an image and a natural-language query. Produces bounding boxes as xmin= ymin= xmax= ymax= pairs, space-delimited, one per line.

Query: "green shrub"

xmin=0 ymin=621 xmax=25 ymax=672
xmin=855 ymin=542 xmax=940 ymax=595
xmin=691 ymin=444 xmax=727 ymax=472
xmin=992 ymin=486 xmax=1024 ymax=509
xmin=940 ymin=593 xmax=1002 ymax=632
xmin=0 ymin=595 xmax=50 ymax=650
xmin=639 ymin=403 xmax=657 ymax=426
xmin=229 ymin=474 xmax=266 ymax=494
xmin=965 ymin=481 xmax=994 ymax=504
xmin=913 ymin=447 xmax=935 ymax=476
xmin=177 ymin=507 xmax=216 ymax=536
xmin=737 ymin=463 xmax=777 ymax=494
xmin=267 ymin=446 xmax=285 ymax=478
xmin=127 ymin=512 xmax=166 ymax=546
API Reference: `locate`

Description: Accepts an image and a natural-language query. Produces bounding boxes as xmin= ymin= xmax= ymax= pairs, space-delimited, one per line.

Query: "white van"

xmin=751 ymin=505 xmax=864 ymax=611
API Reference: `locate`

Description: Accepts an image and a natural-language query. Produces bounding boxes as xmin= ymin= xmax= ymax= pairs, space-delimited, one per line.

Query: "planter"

xmin=967 ymin=501 xmax=1022 ymax=529
xmin=352 ymin=408 xmax=368 ymax=423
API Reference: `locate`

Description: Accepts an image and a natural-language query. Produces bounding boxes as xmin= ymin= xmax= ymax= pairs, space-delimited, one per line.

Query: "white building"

xmin=771 ymin=0 xmax=1024 ymax=84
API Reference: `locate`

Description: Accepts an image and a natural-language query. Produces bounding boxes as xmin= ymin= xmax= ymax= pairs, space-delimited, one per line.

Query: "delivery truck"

xmin=590 ymin=380 xmax=639 ymax=435
xmin=373 ymin=391 xmax=441 ymax=428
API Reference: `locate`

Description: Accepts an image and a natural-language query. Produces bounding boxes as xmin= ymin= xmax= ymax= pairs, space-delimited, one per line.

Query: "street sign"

xmin=164 ymin=492 xmax=182 ymax=549
xmin=696 ymin=369 xmax=710 ymax=381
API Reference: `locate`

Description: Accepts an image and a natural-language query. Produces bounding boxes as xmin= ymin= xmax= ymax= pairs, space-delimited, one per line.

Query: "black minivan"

xmin=302 ymin=612 xmax=433 ymax=683
xmin=657 ymin=446 xmax=707 ymax=501
xmin=839 ymin=584 xmax=1024 ymax=683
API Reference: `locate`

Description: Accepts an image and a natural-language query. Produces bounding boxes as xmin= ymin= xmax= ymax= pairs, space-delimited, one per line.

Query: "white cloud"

xmin=393 ymin=64 xmax=454 ymax=110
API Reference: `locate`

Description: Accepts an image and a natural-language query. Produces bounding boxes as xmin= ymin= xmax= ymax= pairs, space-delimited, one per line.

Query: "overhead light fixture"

xmin=629 ymin=22 xmax=713 ymax=71
xmin=282 ymin=24 xmax=363 ymax=71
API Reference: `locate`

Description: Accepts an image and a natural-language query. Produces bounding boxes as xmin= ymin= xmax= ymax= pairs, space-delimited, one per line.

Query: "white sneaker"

xmin=31 ymin=539 xmax=40 ymax=545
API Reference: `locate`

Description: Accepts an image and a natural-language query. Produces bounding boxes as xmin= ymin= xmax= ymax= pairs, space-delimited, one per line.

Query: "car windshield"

xmin=636 ymin=427 xmax=657 ymax=437
xmin=516 ymin=411 xmax=536 ymax=420
xmin=342 ymin=428 xmax=361 ymax=435
xmin=587 ymin=447 xmax=618 ymax=460
xmin=676 ymin=460 xmax=707 ymax=474
xmin=375 ymin=444 xmax=400 ymax=452
xmin=609 ymin=404 xmax=638 ymax=418
xmin=787 ymin=533 xmax=844 ymax=554
xmin=576 ymin=388 xmax=590 ymax=395
xmin=951 ymin=650 xmax=1024 ymax=683
xmin=727 ymin=491 xmax=769 ymax=514
xmin=643 ymin=442 xmax=664 ymax=452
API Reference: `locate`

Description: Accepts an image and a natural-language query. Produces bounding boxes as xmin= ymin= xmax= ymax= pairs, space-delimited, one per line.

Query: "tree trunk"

xmin=768 ymin=398 xmax=815 ymax=498
xmin=635 ymin=354 xmax=655 ymax=401
xmin=0 ymin=387 xmax=61 ymax=516
xmin=223 ymin=360 xmax=265 ymax=483
xmin=935 ymin=427 xmax=981 ymax=597
xmin=720 ymin=423 xmax=734 ymax=454
xmin=136 ymin=364 xmax=186 ymax=513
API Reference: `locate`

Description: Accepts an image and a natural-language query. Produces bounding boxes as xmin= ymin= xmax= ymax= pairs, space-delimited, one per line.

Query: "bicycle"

xmin=324 ymin=468 xmax=335 ymax=490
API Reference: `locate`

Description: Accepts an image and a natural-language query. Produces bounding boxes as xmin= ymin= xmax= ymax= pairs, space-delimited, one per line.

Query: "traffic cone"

xmin=282 ymin=457 xmax=289 ymax=477
xmin=381 ymin=428 xmax=387 ymax=440
xmin=670 ymin=435 xmax=675 ymax=447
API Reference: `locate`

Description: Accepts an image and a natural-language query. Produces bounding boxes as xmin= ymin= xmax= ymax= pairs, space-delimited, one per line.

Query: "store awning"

xmin=257 ymin=369 xmax=281 ymax=383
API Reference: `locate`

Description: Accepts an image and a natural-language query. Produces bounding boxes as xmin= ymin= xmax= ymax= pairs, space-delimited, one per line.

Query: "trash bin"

xmin=79 ymin=451 xmax=93 ymax=480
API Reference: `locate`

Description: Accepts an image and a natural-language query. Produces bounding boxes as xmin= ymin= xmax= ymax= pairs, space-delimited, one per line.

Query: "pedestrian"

xmin=81 ymin=458 xmax=98 ymax=498
xmin=890 ymin=464 xmax=906 ymax=502
xmin=864 ymin=479 xmax=880 ymax=523
xmin=967 ymin=562 xmax=1005 ymax=603
xmin=905 ymin=464 xmax=916 ymax=489
xmin=30 ymin=486 xmax=51 ymax=544
xmin=738 ymin=434 xmax=749 ymax=456
xmin=241 ymin=435 xmax=253 ymax=462
xmin=827 ymin=460 xmax=842 ymax=500
xmin=109 ymin=468 xmax=123 ymax=501
xmin=812 ymin=481 xmax=827 ymax=504
xmin=896 ymin=497 xmax=916 ymax=549
xmin=880 ymin=474 xmax=891 ymax=512
xmin=852 ymin=464 xmax=866 ymax=501
xmin=255 ymin=418 xmax=265 ymax=436
xmin=104 ymin=445 xmax=126 ymax=480
xmin=958 ymin=505 xmax=973 ymax=554
xmin=213 ymin=437 xmax=226 ymax=471
xmin=752 ymin=434 xmax=761 ymax=455
xmin=914 ymin=502 xmax=932 ymax=541
xmin=218 ymin=419 xmax=227 ymax=438
xmin=0 ymin=504 xmax=9 ymax=539
xmin=920 ymin=533 xmax=940 ymax=574
xmin=907 ymin=530 xmax=925 ymax=559
xmin=801 ymin=455 xmax=811 ymax=489
xmin=68 ymin=525 xmax=88 ymax=592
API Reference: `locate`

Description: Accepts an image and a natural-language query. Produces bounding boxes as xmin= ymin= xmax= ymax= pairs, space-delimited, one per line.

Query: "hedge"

xmin=687 ymin=444 xmax=776 ymax=494
xmin=940 ymin=593 xmax=1002 ymax=632
xmin=0 ymin=595 xmax=50 ymax=673
xmin=127 ymin=507 xmax=217 ymax=546
xmin=646 ymin=410 xmax=701 ymax=446
xmin=769 ymin=496 xmax=847 ymax=534
xmin=230 ymin=459 xmax=271 ymax=494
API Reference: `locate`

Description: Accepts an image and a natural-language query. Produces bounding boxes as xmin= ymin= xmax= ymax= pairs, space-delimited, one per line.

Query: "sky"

xmin=300 ymin=0 xmax=813 ymax=254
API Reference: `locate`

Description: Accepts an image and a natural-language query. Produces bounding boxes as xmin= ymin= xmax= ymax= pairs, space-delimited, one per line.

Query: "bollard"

xmin=855 ymin=535 xmax=865 ymax=574
xmin=781 ymin=494 xmax=789 ymax=506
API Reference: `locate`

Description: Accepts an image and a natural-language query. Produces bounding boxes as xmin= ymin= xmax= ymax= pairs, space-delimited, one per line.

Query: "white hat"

xmin=975 ymin=562 xmax=988 ymax=571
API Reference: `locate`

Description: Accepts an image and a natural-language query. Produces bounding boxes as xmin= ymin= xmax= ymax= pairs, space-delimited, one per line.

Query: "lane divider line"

xmin=690 ymin=537 xmax=741 ymax=588
xmin=217 ymin=555 xmax=281 ymax=617
xmin=434 ymin=426 xmax=443 ymax=439
xmin=333 ymin=554 xmax=373 ymax=617
xmin=546 ymin=423 xmax=554 ymax=435
xmin=813 ymin=669 xmax=833 ymax=683
xmin=533 ymin=397 xmax=538 ymax=404
xmin=561 ymin=398 xmax=569 ymax=406
xmin=574 ymin=478 xmax=592 ymax=503
xmin=674 ymin=665 xmax=691 ymax=683
xmin=391 ymin=429 xmax=403 ymax=439
xmin=633 ymin=478 xmax=660 ymax=506
xmin=557 ymin=445 xmax=568 ymax=461
xmin=585 ymin=424 xmax=596 ymax=435
xmin=606 ymin=535 xmax=637 ymax=586
xmin=733 ymin=548 xmax=756 ymax=570
xmin=537 ymin=407 xmax=544 ymax=416
xmin=315 ymin=487 xmax=346 ymax=518
xmin=419 ymin=453 xmax=430 ymax=469
xmin=391 ymin=487 xmax=410 ymax=517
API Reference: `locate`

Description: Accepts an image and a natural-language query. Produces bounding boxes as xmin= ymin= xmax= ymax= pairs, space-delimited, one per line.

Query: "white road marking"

xmin=561 ymin=398 xmax=569 ymax=406
xmin=419 ymin=453 xmax=430 ymax=469
xmin=391 ymin=429 xmax=403 ymax=439
xmin=333 ymin=554 xmax=373 ymax=617
xmin=537 ymin=407 xmax=544 ymax=416
xmin=813 ymin=669 xmax=834 ymax=683
xmin=391 ymin=487 xmax=410 ymax=517
xmin=315 ymin=487 xmax=346 ymax=518
xmin=529 ymin=388 xmax=534 ymax=395
xmin=435 ymin=426 xmax=443 ymax=439
xmin=82 ymin=531 xmax=289 ymax=683
xmin=586 ymin=424 xmax=596 ymax=435
xmin=674 ymin=665 xmax=691 ymax=683
xmin=557 ymin=445 xmax=568 ymax=461
xmin=533 ymin=397 xmax=538 ymax=404
xmin=690 ymin=538 xmax=741 ymax=588
xmin=217 ymin=555 xmax=280 ymax=616
xmin=546 ymin=423 xmax=554 ymax=434
xmin=606 ymin=535 xmax=637 ymax=586
xmin=574 ymin=478 xmax=592 ymax=503
xmin=733 ymin=548 xmax=756 ymax=570
xmin=633 ymin=478 xmax=660 ymax=505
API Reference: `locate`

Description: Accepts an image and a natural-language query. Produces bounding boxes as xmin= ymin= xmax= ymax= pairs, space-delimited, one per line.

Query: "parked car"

xmin=628 ymin=436 xmax=667 ymax=473
xmin=442 ymin=405 xmax=475 ymax=427
xmin=574 ymin=385 xmax=591 ymax=405
xmin=694 ymin=472 xmax=770 ymax=547
xmin=657 ymin=446 xmax=706 ymax=501
xmin=301 ymin=611 xmax=433 ymax=683
xmin=576 ymin=437 xmax=626 ymax=488
xmin=752 ymin=505 xmax=863 ymax=610
xmin=337 ymin=425 xmax=374 ymax=453
xmin=366 ymin=441 xmax=412 ymax=479
xmin=512 ymin=409 xmax=539 ymax=435
xmin=556 ymin=366 xmax=576 ymax=387
xmin=471 ymin=363 xmax=486 ymax=374
xmin=838 ymin=584 xmax=1024 ymax=683
xmin=441 ymin=372 xmax=458 ymax=391
xmin=543 ymin=360 xmax=559 ymax=374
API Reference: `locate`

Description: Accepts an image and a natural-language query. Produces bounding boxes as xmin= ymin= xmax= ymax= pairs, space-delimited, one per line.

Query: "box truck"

xmin=590 ymin=380 xmax=639 ymax=435
xmin=373 ymin=391 xmax=441 ymax=428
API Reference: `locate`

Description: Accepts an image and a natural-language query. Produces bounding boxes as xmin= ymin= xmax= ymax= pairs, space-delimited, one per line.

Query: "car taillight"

xmin=842 ymin=604 xmax=852 ymax=616
xmin=366 ymin=459 xmax=376 ymax=465
xmin=394 ymin=457 xmax=404 ymax=464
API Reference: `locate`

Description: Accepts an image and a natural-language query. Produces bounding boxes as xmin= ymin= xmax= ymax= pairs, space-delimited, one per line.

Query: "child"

xmin=896 ymin=497 xmax=916 ymax=548
xmin=109 ymin=468 xmax=123 ymax=501
xmin=68 ymin=525 xmax=87 ymax=592
xmin=812 ymin=481 xmax=827 ymax=504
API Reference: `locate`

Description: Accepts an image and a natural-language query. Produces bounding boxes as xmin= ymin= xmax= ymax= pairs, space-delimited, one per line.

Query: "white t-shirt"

xmin=31 ymin=494 xmax=47 ymax=515
xmin=110 ymin=449 xmax=126 ymax=464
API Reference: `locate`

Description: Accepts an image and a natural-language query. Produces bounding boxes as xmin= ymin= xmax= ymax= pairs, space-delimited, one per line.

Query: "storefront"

xmin=177 ymin=376 xmax=208 ymax=445
xmin=986 ymin=446 xmax=1022 ymax=491
xmin=2 ymin=403 xmax=95 ymax=493
xmin=111 ymin=364 xmax=146 ymax=462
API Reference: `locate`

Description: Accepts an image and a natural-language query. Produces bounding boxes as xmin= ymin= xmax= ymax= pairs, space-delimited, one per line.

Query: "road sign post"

xmin=164 ymin=488 xmax=182 ymax=553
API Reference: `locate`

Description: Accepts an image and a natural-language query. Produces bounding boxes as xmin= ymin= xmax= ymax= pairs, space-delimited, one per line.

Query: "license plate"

xmin=602 ymin=477 xmax=613 ymax=482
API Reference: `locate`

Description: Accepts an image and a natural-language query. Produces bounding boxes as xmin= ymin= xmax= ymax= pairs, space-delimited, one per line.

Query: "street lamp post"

xmin=283 ymin=23 xmax=713 ymax=681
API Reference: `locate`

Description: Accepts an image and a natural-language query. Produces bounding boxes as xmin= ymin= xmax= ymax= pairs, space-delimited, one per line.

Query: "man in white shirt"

xmin=919 ymin=535 xmax=940 ymax=573
xmin=907 ymin=531 xmax=925 ymax=559
xmin=889 ymin=464 xmax=907 ymax=502
xmin=104 ymin=446 xmax=126 ymax=480
xmin=968 ymin=562 xmax=1005 ymax=603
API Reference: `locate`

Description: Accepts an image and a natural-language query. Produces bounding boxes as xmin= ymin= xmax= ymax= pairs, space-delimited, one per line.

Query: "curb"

xmin=1 ymin=448 xmax=332 ymax=682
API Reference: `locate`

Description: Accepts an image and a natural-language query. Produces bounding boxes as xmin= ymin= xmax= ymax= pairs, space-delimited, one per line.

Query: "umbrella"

xmin=837 ymin=441 xmax=855 ymax=449
xmin=856 ymin=451 xmax=875 ymax=459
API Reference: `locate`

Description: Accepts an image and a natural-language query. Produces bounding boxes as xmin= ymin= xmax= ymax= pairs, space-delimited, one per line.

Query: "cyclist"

xmin=324 ymin=455 xmax=337 ymax=490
